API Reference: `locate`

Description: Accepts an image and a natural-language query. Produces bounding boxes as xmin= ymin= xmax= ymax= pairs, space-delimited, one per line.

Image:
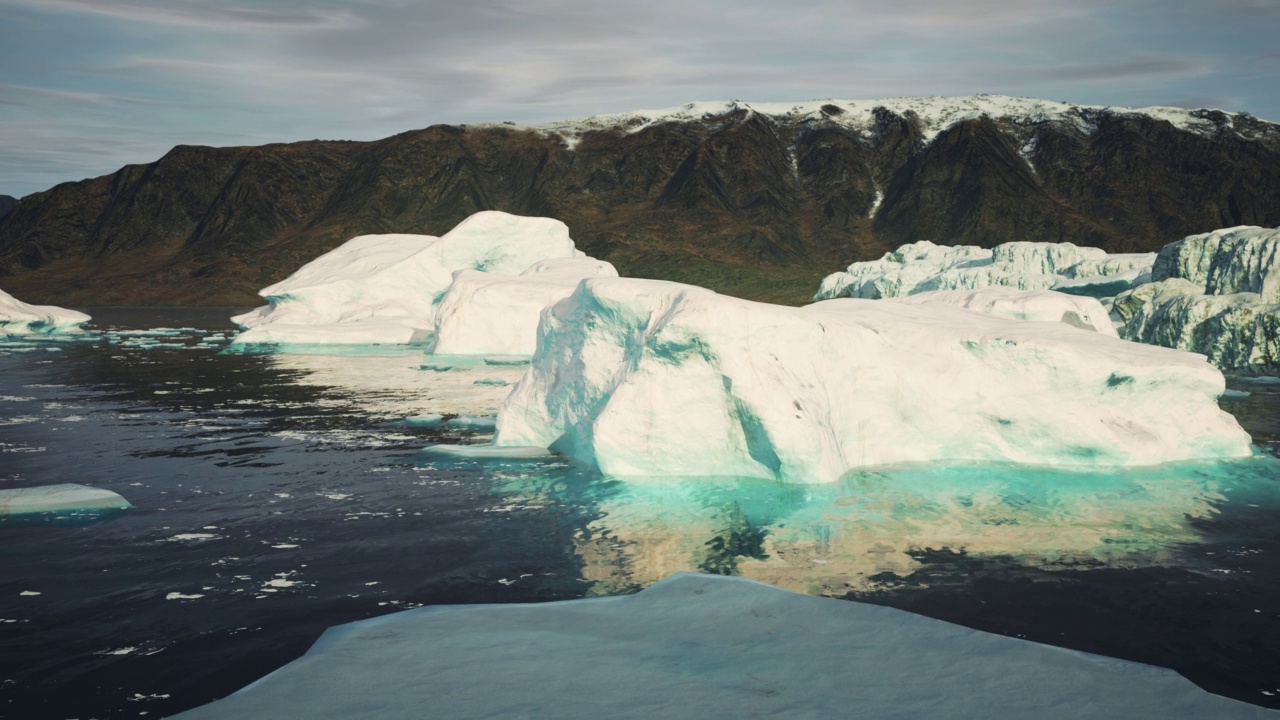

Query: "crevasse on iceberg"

xmin=495 ymin=278 xmax=1251 ymax=483
xmin=813 ymin=240 xmax=1154 ymax=301
xmin=0 ymin=288 xmax=90 ymax=335
xmin=1115 ymin=226 xmax=1280 ymax=372
xmin=231 ymin=211 xmax=585 ymax=346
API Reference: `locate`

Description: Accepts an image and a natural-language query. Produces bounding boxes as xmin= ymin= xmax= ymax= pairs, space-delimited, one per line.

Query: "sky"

xmin=2 ymin=0 xmax=1278 ymax=198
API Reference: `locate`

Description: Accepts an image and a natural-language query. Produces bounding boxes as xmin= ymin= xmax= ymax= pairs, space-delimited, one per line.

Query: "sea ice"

xmin=231 ymin=212 xmax=583 ymax=346
xmin=494 ymin=278 xmax=1250 ymax=482
xmin=813 ymin=240 xmax=1154 ymax=301
xmin=0 ymin=484 xmax=130 ymax=517
xmin=172 ymin=573 xmax=1275 ymax=720
xmin=0 ymin=288 xmax=91 ymax=335
xmin=1115 ymin=226 xmax=1280 ymax=372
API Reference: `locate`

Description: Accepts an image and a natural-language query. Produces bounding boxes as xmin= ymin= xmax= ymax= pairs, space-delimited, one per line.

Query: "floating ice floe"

xmin=0 ymin=483 xmax=130 ymax=517
xmin=813 ymin=240 xmax=1155 ymax=301
xmin=171 ymin=572 xmax=1275 ymax=720
xmin=0 ymin=288 xmax=90 ymax=335
xmin=1114 ymin=226 xmax=1280 ymax=372
xmin=494 ymin=278 xmax=1250 ymax=483
xmin=231 ymin=211 xmax=588 ymax=346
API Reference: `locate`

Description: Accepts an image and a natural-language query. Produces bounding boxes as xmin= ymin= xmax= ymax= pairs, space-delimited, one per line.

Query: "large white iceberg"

xmin=231 ymin=211 xmax=584 ymax=345
xmin=888 ymin=287 xmax=1117 ymax=336
xmin=172 ymin=573 xmax=1275 ymax=720
xmin=1115 ymin=226 xmax=1280 ymax=372
xmin=428 ymin=257 xmax=618 ymax=355
xmin=0 ymin=288 xmax=90 ymax=335
xmin=494 ymin=278 xmax=1250 ymax=483
xmin=814 ymin=240 xmax=1154 ymax=301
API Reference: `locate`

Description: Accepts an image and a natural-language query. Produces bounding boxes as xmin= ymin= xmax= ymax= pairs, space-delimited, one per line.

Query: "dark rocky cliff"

xmin=0 ymin=196 xmax=15 ymax=222
xmin=2 ymin=99 xmax=1278 ymax=306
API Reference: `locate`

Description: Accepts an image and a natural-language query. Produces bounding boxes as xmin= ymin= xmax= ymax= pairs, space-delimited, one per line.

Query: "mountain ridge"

xmin=2 ymin=95 xmax=1278 ymax=306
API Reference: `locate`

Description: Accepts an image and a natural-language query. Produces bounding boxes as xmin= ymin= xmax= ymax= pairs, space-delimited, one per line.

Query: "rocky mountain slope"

xmin=1 ymin=95 xmax=1278 ymax=306
xmin=0 ymin=196 xmax=15 ymax=222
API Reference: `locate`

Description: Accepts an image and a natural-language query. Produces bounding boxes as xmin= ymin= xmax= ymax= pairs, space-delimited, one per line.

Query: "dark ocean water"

xmin=1 ymin=308 xmax=1278 ymax=718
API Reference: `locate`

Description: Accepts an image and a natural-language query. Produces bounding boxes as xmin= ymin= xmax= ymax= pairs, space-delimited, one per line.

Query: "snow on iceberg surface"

xmin=172 ymin=573 xmax=1275 ymax=720
xmin=494 ymin=278 xmax=1250 ymax=482
xmin=0 ymin=484 xmax=130 ymax=517
xmin=428 ymin=257 xmax=617 ymax=355
xmin=813 ymin=240 xmax=1154 ymax=301
xmin=231 ymin=212 xmax=582 ymax=345
xmin=0 ymin=288 xmax=90 ymax=335
xmin=1115 ymin=226 xmax=1280 ymax=372
xmin=889 ymin=287 xmax=1117 ymax=336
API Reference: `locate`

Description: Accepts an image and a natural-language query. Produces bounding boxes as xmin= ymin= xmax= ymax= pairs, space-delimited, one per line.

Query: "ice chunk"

xmin=172 ymin=573 xmax=1275 ymax=720
xmin=231 ymin=212 xmax=582 ymax=346
xmin=814 ymin=240 xmax=1154 ymax=301
xmin=1116 ymin=227 xmax=1280 ymax=372
xmin=417 ymin=444 xmax=558 ymax=461
xmin=0 ymin=288 xmax=91 ymax=335
xmin=428 ymin=257 xmax=617 ymax=355
xmin=403 ymin=413 xmax=446 ymax=428
xmin=495 ymin=278 xmax=1250 ymax=482
xmin=889 ymin=287 xmax=1117 ymax=336
xmin=0 ymin=484 xmax=130 ymax=516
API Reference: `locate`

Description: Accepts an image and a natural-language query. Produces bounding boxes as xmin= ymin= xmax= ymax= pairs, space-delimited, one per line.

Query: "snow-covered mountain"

xmin=2 ymin=95 xmax=1278 ymax=306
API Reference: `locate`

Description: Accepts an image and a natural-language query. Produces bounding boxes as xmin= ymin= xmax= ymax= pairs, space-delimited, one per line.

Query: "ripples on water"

xmin=1 ymin=307 xmax=1279 ymax=717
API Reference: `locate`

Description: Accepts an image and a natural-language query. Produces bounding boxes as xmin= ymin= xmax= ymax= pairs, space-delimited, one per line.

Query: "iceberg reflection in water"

xmin=415 ymin=452 xmax=1280 ymax=595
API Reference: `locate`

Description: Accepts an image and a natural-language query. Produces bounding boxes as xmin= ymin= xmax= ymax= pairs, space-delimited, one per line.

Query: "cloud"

xmin=2 ymin=0 xmax=362 ymax=31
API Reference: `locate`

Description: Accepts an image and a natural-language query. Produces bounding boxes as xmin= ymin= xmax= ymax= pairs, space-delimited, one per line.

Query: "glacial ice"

xmin=0 ymin=288 xmax=90 ymax=335
xmin=888 ymin=287 xmax=1117 ymax=336
xmin=0 ymin=484 xmax=131 ymax=517
xmin=231 ymin=212 xmax=584 ymax=346
xmin=494 ymin=278 xmax=1250 ymax=482
xmin=172 ymin=573 xmax=1275 ymax=720
xmin=814 ymin=240 xmax=1155 ymax=301
xmin=428 ymin=257 xmax=617 ymax=355
xmin=1115 ymin=226 xmax=1280 ymax=372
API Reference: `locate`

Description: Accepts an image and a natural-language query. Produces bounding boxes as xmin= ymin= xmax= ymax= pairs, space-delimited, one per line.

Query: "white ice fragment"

xmin=0 ymin=484 xmax=131 ymax=516
xmin=165 ymin=592 xmax=205 ymax=600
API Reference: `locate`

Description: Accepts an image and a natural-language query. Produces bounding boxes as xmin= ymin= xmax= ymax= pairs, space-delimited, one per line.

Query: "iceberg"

xmin=889 ymin=287 xmax=1117 ymax=336
xmin=0 ymin=288 xmax=90 ymax=335
xmin=494 ymin=278 xmax=1250 ymax=483
xmin=0 ymin=484 xmax=130 ymax=517
xmin=231 ymin=212 xmax=584 ymax=346
xmin=814 ymin=240 xmax=1154 ymax=301
xmin=172 ymin=573 xmax=1275 ymax=720
xmin=1115 ymin=226 xmax=1280 ymax=372
xmin=428 ymin=257 xmax=617 ymax=355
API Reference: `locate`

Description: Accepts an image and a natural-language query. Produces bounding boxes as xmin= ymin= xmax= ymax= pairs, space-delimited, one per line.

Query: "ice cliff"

xmin=0 ymin=288 xmax=90 ymax=334
xmin=1114 ymin=226 xmax=1280 ymax=372
xmin=813 ymin=240 xmax=1154 ymax=301
xmin=231 ymin=211 xmax=586 ymax=346
xmin=494 ymin=278 xmax=1250 ymax=483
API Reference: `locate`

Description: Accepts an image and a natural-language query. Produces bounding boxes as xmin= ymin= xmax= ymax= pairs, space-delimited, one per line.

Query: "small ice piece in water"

xmin=404 ymin=413 xmax=446 ymax=428
xmin=446 ymin=415 xmax=497 ymax=430
xmin=1220 ymin=389 xmax=1252 ymax=400
xmin=0 ymin=484 xmax=131 ymax=517
xmin=165 ymin=592 xmax=205 ymax=600
xmin=474 ymin=378 xmax=510 ymax=386
xmin=419 ymin=363 xmax=454 ymax=372
xmin=418 ymin=444 xmax=557 ymax=461
xmin=483 ymin=355 xmax=531 ymax=366
xmin=19 ymin=591 xmax=40 ymax=596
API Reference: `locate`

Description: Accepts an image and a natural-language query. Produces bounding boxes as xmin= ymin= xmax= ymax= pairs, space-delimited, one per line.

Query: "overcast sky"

xmin=2 ymin=0 xmax=1278 ymax=197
